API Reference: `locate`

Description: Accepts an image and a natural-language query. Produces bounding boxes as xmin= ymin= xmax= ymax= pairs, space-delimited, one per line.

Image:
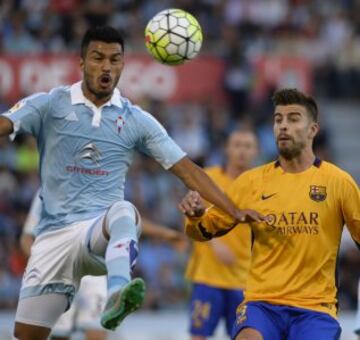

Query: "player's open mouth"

xmin=99 ymin=74 xmax=112 ymax=87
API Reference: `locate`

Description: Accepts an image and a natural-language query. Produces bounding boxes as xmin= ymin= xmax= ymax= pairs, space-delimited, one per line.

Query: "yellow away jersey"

xmin=185 ymin=166 xmax=251 ymax=289
xmin=185 ymin=159 xmax=360 ymax=318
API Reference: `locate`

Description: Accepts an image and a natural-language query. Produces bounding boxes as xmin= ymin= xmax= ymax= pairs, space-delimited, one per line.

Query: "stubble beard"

xmin=84 ymin=70 xmax=120 ymax=100
xmin=85 ymin=76 xmax=111 ymax=99
xmin=278 ymin=141 xmax=305 ymax=160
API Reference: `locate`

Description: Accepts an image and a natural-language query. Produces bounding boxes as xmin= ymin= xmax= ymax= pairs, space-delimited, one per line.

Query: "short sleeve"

xmin=341 ymin=175 xmax=360 ymax=244
xmin=131 ymin=107 xmax=186 ymax=169
xmin=1 ymin=92 xmax=49 ymax=140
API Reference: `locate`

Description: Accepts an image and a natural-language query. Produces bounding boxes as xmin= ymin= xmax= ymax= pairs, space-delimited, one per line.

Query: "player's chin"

xmin=96 ymin=87 xmax=113 ymax=98
xmin=278 ymin=147 xmax=298 ymax=160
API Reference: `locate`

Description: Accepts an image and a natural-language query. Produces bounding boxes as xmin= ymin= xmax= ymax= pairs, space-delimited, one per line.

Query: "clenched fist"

xmin=178 ymin=191 xmax=206 ymax=217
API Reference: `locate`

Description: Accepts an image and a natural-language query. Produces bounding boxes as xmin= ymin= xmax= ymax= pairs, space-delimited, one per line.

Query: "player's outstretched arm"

xmin=170 ymin=157 xmax=264 ymax=224
xmin=179 ymin=190 xmax=260 ymax=241
xmin=0 ymin=116 xmax=13 ymax=137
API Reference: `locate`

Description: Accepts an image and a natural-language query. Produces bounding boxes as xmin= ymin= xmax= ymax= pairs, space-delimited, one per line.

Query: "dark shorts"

xmin=232 ymin=301 xmax=341 ymax=340
xmin=189 ymin=283 xmax=244 ymax=336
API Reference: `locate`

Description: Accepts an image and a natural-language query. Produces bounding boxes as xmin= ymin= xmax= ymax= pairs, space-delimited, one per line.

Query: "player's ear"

xmin=309 ymin=121 xmax=319 ymax=139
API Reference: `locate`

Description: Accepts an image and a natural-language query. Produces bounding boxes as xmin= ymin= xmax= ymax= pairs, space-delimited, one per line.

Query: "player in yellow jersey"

xmin=180 ymin=88 xmax=360 ymax=340
xmin=186 ymin=129 xmax=258 ymax=339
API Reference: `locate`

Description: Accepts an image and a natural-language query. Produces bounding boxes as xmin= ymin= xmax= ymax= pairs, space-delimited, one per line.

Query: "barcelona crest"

xmin=235 ymin=304 xmax=248 ymax=325
xmin=309 ymin=185 xmax=327 ymax=202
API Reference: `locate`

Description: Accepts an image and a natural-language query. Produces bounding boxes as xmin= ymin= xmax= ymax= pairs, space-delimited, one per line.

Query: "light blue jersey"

xmin=3 ymin=82 xmax=186 ymax=235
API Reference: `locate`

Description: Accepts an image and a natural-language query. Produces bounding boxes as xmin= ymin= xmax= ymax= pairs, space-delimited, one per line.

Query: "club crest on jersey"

xmin=309 ymin=185 xmax=327 ymax=202
xmin=115 ymin=115 xmax=125 ymax=133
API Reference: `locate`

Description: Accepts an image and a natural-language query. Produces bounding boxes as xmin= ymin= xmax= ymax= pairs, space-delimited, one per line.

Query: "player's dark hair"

xmin=81 ymin=26 xmax=125 ymax=58
xmin=272 ymin=88 xmax=318 ymax=122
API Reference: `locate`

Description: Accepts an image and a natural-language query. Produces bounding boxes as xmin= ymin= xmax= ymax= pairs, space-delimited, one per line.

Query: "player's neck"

xmin=225 ymin=163 xmax=247 ymax=179
xmin=82 ymin=83 xmax=112 ymax=107
xmin=278 ymin=150 xmax=316 ymax=173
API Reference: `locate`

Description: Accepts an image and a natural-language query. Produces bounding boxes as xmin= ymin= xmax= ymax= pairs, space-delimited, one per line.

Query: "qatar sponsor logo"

xmin=265 ymin=211 xmax=319 ymax=236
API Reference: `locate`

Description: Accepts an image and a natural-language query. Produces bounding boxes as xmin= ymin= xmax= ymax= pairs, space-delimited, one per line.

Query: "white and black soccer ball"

xmin=145 ymin=8 xmax=203 ymax=65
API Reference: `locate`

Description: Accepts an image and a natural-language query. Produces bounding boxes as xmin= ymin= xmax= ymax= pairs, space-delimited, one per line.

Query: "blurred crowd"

xmin=0 ymin=0 xmax=359 ymax=316
xmin=2 ymin=0 xmax=360 ymax=97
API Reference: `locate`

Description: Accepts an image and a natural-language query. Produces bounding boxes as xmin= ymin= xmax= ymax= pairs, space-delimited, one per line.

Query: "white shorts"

xmin=16 ymin=200 xmax=142 ymax=329
xmin=52 ymin=275 xmax=107 ymax=336
xmin=20 ymin=215 xmax=106 ymax=307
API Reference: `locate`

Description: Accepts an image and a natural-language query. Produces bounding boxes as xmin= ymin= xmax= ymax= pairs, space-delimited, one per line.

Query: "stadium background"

xmin=0 ymin=0 xmax=360 ymax=339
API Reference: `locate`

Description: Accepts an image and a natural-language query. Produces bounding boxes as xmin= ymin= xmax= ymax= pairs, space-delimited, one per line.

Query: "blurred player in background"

xmin=186 ymin=128 xmax=258 ymax=339
xmin=0 ymin=25 xmax=263 ymax=340
xmin=21 ymin=190 xmax=186 ymax=340
xmin=180 ymin=88 xmax=360 ymax=340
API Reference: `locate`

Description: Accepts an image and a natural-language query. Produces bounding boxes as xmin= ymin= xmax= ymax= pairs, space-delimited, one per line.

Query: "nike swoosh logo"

xmin=261 ymin=193 xmax=277 ymax=200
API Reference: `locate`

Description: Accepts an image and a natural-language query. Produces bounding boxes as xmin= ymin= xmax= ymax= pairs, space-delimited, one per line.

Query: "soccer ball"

xmin=145 ymin=8 xmax=203 ymax=65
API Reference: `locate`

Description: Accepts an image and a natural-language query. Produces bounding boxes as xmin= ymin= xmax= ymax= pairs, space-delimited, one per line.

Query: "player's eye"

xmin=111 ymin=57 xmax=122 ymax=64
xmin=93 ymin=57 xmax=103 ymax=61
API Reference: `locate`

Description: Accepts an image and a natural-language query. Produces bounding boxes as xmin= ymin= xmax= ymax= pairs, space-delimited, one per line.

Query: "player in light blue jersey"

xmin=21 ymin=189 xmax=187 ymax=340
xmin=0 ymin=26 xmax=263 ymax=340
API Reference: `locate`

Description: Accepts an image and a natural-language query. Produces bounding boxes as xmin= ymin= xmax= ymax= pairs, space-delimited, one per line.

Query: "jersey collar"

xmin=70 ymin=81 xmax=123 ymax=109
xmin=274 ymin=157 xmax=322 ymax=168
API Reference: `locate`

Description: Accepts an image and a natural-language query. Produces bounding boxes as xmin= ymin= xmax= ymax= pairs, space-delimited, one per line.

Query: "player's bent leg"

xmin=235 ymin=328 xmax=263 ymax=340
xmin=85 ymin=200 xmax=145 ymax=330
xmin=189 ymin=283 xmax=224 ymax=339
xmin=14 ymin=294 xmax=68 ymax=340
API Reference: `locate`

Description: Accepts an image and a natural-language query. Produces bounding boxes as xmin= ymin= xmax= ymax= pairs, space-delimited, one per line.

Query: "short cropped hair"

xmin=81 ymin=26 xmax=125 ymax=58
xmin=272 ymin=88 xmax=318 ymax=122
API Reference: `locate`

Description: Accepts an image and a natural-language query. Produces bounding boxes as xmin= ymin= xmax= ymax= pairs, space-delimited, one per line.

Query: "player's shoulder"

xmin=48 ymin=85 xmax=71 ymax=97
xmin=125 ymin=100 xmax=154 ymax=120
xmin=319 ymin=160 xmax=357 ymax=186
xmin=26 ymin=85 xmax=71 ymax=106
xmin=238 ymin=161 xmax=276 ymax=181
xmin=229 ymin=162 xmax=275 ymax=190
xmin=124 ymin=99 xmax=167 ymax=133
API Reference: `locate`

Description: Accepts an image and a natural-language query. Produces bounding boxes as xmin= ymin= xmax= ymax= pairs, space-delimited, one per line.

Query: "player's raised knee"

xmin=107 ymin=200 xmax=139 ymax=225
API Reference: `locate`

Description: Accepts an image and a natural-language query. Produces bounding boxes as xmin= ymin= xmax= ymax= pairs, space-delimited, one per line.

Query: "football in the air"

xmin=144 ymin=8 xmax=203 ymax=65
